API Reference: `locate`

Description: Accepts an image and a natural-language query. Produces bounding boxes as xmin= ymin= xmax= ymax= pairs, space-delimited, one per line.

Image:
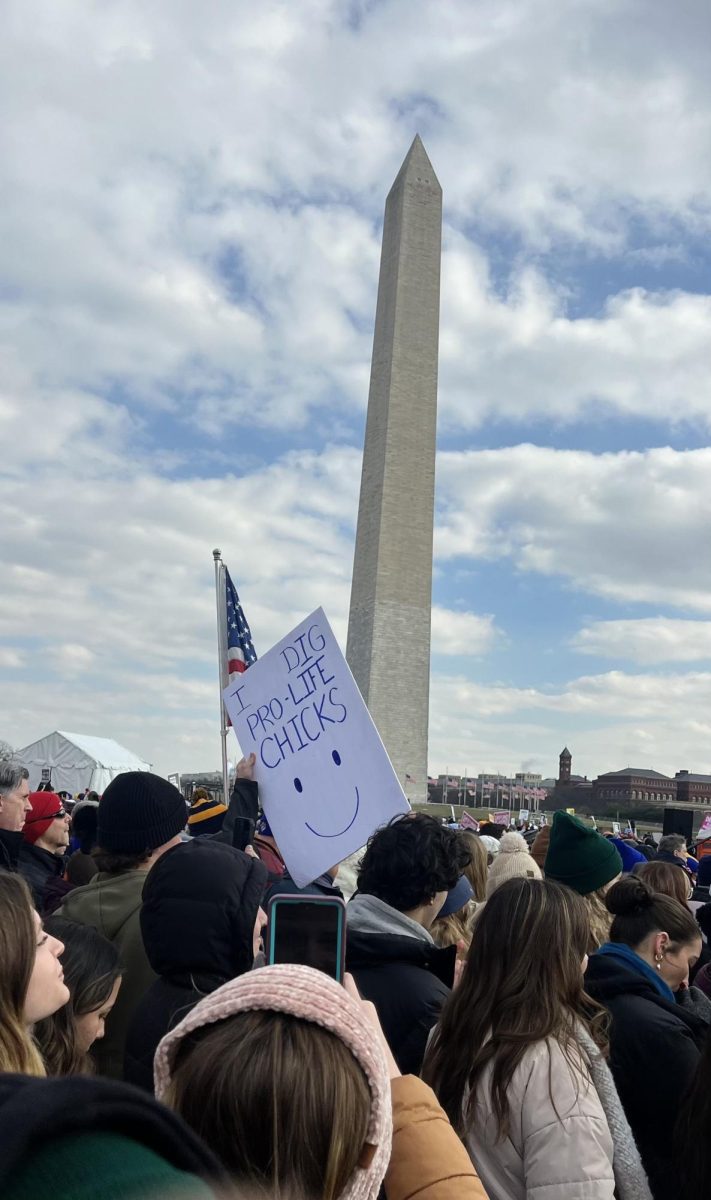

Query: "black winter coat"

xmin=17 ymin=842 xmax=64 ymax=910
xmin=346 ymin=929 xmax=456 ymax=1076
xmin=0 ymin=828 xmax=21 ymax=872
xmin=124 ymin=838 xmax=267 ymax=1092
xmin=0 ymin=1072 xmax=225 ymax=1192
xmin=585 ymin=951 xmax=706 ymax=1200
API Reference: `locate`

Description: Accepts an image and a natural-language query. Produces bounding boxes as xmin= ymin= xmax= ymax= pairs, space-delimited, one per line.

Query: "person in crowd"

xmin=585 ymin=876 xmax=705 ymax=1198
xmin=530 ymin=823 xmax=551 ymax=870
xmin=431 ymin=875 xmax=475 ymax=956
xmin=65 ymin=799 xmax=100 ymax=884
xmin=35 ymin=917 xmax=122 ymax=1076
xmin=478 ymin=834 xmax=500 ymax=863
xmin=676 ymin=1024 xmax=711 ymax=1200
xmin=0 ymin=762 xmax=31 ymax=872
xmin=460 ymin=831 xmax=488 ymax=903
xmin=655 ymin=833 xmax=690 ymax=869
xmin=187 ymin=787 xmax=227 ymax=837
xmin=692 ymin=904 xmax=711 ymax=996
xmin=634 ymin=859 xmax=692 ymax=905
xmin=124 ymin=837 xmax=267 ymax=1091
xmin=346 ymin=813 xmax=471 ymax=1074
xmin=608 ymin=835 xmax=647 ymax=873
xmin=424 ymin=876 xmax=650 ymax=1200
xmin=18 ymin=792 xmax=70 ymax=910
xmin=695 ymin=851 xmax=711 ymax=890
xmin=0 ymin=873 xmax=69 ymax=1076
xmin=58 ymin=772 xmax=187 ymax=1078
xmin=156 ymin=963 xmax=488 ymax=1200
xmin=0 ymin=1073 xmax=226 ymax=1200
xmin=544 ymin=810 xmax=622 ymax=950
xmin=622 ymin=861 xmax=711 ymax=996
xmin=485 ymin=830 xmax=542 ymax=898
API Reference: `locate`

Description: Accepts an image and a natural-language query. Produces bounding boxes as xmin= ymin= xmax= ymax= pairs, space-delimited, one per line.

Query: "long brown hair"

xmin=460 ymin=831 xmax=488 ymax=902
xmin=634 ymin=860 xmax=691 ymax=906
xmin=0 ymin=874 xmax=46 ymax=1076
xmin=35 ymin=917 xmax=121 ymax=1076
xmin=168 ymin=1009 xmax=371 ymax=1199
xmin=422 ymin=877 xmax=606 ymax=1139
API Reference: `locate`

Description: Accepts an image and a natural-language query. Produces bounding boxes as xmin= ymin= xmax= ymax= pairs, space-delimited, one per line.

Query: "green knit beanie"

xmin=544 ymin=811 xmax=622 ymax=895
xmin=3 ymin=1131 xmax=215 ymax=1200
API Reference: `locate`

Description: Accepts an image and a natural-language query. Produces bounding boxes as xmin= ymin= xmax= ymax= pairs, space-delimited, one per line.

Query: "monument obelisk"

xmin=346 ymin=135 xmax=441 ymax=803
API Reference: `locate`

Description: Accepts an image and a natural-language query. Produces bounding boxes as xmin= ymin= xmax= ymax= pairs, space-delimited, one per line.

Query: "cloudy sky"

xmin=2 ymin=0 xmax=710 ymax=782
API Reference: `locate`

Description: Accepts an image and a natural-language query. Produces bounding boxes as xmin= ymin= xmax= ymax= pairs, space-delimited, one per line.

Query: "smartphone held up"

xmin=266 ymin=894 xmax=346 ymax=982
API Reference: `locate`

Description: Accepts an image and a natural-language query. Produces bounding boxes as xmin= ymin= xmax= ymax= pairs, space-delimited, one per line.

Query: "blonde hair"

xmin=460 ymin=831 xmax=488 ymax=902
xmin=432 ymin=903 xmax=476 ymax=953
xmin=0 ymin=874 xmax=46 ymax=1076
xmin=583 ymin=887 xmax=614 ymax=951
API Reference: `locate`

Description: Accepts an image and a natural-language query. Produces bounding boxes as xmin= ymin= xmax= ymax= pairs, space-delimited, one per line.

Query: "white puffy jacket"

xmin=464 ymin=1037 xmax=615 ymax=1200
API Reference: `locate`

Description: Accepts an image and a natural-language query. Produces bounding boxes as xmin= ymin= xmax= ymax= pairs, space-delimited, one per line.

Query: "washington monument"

xmin=346 ymin=136 xmax=442 ymax=803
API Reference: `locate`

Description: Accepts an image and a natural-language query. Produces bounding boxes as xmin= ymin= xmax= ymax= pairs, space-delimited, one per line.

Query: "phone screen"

xmin=267 ymin=898 xmax=345 ymax=981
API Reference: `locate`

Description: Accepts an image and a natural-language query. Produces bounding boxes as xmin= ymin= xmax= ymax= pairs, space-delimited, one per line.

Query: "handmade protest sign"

xmin=460 ymin=811 xmax=479 ymax=832
xmin=697 ymin=813 xmax=711 ymax=841
xmin=223 ymin=607 xmax=410 ymax=887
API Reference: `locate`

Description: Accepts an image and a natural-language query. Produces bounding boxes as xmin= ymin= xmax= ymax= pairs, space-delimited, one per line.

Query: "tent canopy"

xmin=14 ymin=730 xmax=151 ymax=795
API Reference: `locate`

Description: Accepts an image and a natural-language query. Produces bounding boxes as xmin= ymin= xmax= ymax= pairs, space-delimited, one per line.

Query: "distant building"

xmin=675 ymin=771 xmax=711 ymax=806
xmin=592 ymin=768 xmax=676 ymax=808
xmin=553 ymin=747 xmax=593 ymax=810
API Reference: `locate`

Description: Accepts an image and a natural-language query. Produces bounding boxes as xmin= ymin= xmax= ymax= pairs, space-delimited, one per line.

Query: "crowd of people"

xmin=2 ymin=753 xmax=711 ymax=1199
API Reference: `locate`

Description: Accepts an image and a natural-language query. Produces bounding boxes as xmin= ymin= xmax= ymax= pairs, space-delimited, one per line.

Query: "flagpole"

xmin=213 ymin=548 xmax=230 ymax=809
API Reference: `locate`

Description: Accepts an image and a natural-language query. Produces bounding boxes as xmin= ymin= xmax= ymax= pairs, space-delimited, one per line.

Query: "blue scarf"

xmin=596 ymin=941 xmax=676 ymax=1004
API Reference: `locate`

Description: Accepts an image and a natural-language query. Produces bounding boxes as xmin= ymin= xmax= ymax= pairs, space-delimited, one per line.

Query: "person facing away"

xmin=58 ymin=771 xmax=187 ymax=1078
xmin=17 ymin=792 xmax=70 ymax=910
xmin=154 ymin=963 xmax=488 ymax=1200
xmin=544 ymin=809 xmax=623 ymax=950
xmin=0 ymin=762 xmax=32 ymax=873
xmin=124 ymin=836 xmax=267 ymax=1092
xmin=585 ymin=875 xmax=705 ymax=1199
xmin=35 ymin=917 xmax=122 ymax=1077
xmin=423 ymin=876 xmax=651 ymax=1200
xmin=0 ymin=873 xmax=70 ymax=1077
xmin=346 ymin=812 xmax=471 ymax=1075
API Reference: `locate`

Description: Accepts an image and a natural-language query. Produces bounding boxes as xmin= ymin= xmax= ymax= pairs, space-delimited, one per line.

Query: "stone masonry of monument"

xmin=346 ymin=136 xmax=442 ymax=803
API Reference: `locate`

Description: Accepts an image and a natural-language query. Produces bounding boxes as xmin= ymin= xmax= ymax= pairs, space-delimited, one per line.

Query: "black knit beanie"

xmin=97 ymin=773 xmax=187 ymax=854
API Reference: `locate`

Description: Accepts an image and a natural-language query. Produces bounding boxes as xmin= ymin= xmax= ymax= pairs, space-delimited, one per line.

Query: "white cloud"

xmin=573 ymin=618 xmax=711 ymax=664
xmin=431 ymin=607 xmax=499 ymax=656
xmin=437 ymin=444 xmax=711 ymax=612
xmin=429 ymin=667 xmax=711 ymax=780
xmin=439 ymin=240 xmax=711 ymax=429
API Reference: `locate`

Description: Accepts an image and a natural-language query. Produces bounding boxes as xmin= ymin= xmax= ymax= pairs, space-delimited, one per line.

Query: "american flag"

xmin=225 ymin=567 xmax=257 ymax=683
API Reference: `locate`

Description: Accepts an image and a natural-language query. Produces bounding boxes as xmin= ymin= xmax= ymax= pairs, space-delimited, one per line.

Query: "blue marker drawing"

xmin=305 ymin=787 xmax=360 ymax=838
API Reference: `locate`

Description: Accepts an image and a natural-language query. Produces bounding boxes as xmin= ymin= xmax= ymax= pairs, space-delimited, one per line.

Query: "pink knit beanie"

xmin=154 ymin=964 xmax=392 ymax=1200
xmin=486 ymin=830 xmax=542 ymax=898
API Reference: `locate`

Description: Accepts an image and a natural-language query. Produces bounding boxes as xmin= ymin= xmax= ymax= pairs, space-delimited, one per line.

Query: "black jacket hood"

xmin=140 ymin=838 xmax=267 ymax=987
xmin=0 ymin=1073 xmax=225 ymax=1190
xmin=346 ymin=927 xmax=457 ymax=989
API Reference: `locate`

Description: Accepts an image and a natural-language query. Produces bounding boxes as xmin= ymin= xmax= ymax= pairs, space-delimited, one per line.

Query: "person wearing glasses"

xmin=18 ymin=791 xmax=70 ymax=910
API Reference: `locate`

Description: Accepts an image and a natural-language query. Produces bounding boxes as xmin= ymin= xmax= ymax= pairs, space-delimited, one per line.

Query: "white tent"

xmin=14 ymin=731 xmax=151 ymax=795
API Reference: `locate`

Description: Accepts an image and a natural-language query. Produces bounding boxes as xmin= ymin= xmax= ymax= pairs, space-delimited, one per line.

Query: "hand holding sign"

xmin=223 ymin=608 xmax=410 ymax=887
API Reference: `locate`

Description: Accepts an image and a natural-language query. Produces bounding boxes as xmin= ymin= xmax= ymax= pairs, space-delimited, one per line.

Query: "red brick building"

xmin=675 ymin=771 xmax=711 ymax=805
xmin=592 ymin=768 xmax=676 ymax=808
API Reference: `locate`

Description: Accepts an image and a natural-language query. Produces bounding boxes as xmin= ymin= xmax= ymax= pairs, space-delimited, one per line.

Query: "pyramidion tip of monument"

xmin=390 ymin=133 xmax=441 ymax=194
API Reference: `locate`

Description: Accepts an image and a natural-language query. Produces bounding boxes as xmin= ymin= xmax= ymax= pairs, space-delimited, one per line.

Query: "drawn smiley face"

xmin=293 ymin=749 xmax=361 ymax=838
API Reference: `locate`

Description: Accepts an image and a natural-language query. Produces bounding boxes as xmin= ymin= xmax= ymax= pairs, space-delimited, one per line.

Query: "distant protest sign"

xmin=491 ymin=810 xmax=510 ymax=826
xmin=518 ymin=808 xmax=530 ymax=822
xmin=460 ymin=811 xmax=479 ymax=832
xmin=223 ymin=608 xmax=410 ymax=887
xmin=697 ymin=813 xmax=711 ymax=840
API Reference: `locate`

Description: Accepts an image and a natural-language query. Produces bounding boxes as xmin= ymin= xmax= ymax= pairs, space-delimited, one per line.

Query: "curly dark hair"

xmin=356 ymin=813 xmax=471 ymax=912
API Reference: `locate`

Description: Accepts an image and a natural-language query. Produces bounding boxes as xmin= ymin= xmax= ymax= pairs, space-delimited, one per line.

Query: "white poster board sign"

xmin=518 ymin=808 xmax=530 ymax=822
xmin=223 ymin=607 xmax=410 ymax=887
